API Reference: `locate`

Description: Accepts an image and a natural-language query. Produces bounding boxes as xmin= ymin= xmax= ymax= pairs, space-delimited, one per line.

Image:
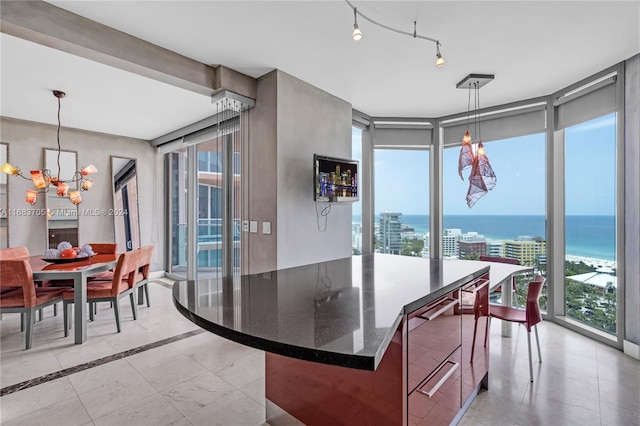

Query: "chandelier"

xmin=456 ymin=74 xmax=496 ymax=208
xmin=1 ymin=90 xmax=97 ymax=205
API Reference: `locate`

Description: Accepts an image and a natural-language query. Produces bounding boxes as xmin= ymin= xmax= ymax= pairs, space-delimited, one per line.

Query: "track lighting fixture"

xmin=345 ymin=0 xmax=444 ymax=67
xmin=352 ymin=8 xmax=362 ymax=41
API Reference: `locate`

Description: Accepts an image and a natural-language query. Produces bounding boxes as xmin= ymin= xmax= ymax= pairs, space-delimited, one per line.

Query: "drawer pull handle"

xmin=417 ymin=298 xmax=458 ymax=321
xmin=416 ymin=360 xmax=459 ymax=398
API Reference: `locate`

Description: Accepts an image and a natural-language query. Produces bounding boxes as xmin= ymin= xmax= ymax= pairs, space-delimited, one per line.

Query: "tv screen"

xmin=314 ymin=154 xmax=358 ymax=203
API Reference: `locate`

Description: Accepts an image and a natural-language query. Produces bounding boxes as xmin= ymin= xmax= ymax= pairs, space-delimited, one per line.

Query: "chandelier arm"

xmin=345 ymin=0 xmax=440 ymax=45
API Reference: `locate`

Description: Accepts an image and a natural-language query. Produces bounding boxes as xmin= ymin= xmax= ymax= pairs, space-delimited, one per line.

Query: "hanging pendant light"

xmin=1 ymin=90 xmax=97 ymax=205
xmin=455 ymin=74 xmax=497 ymax=208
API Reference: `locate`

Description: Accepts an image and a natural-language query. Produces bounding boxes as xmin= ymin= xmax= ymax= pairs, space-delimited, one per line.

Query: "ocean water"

xmin=354 ymin=214 xmax=616 ymax=261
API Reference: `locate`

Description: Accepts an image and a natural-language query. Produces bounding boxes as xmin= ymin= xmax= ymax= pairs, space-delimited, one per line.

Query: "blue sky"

xmin=352 ymin=113 xmax=616 ymax=216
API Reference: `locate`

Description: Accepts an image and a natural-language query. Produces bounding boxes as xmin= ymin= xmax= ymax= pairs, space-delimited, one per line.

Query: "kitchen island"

xmin=173 ymin=254 xmax=492 ymax=425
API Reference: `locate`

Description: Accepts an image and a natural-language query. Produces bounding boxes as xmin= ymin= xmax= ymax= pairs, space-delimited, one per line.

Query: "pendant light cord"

xmin=476 ymin=84 xmax=482 ymax=143
xmin=56 ymin=95 xmax=62 ymax=179
xmin=466 ymin=83 xmax=472 ymax=131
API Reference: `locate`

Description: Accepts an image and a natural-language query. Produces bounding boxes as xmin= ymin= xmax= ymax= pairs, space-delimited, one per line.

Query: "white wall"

xmin=276 ymin=71 xmax=353 ymax=269
xmin=1 ymin=117 xmax=164 ymax=271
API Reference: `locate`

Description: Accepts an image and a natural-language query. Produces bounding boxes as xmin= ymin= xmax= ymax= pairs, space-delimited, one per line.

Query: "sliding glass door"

xmin=167 ymin=124 xmax=242 ymax=280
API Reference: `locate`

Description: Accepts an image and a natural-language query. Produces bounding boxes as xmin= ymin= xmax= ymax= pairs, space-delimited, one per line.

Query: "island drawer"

xmin=408 ymin=346 xmax=462 ymax=426
xmin=407 ymin=291 xmax=461 ymax=393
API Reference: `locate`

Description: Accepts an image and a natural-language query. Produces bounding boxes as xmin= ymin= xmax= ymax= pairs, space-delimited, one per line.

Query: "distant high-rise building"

xmin=443 ymin=229 xmax=460 ymax=258
xmin=503 ymin=239 xmax=546 ymax=264
xmin=352 ymin=223 xmax=362 ymax=252
xmin=460 ymin=231 xmax=485 ymax=242
xmin=458 ymin=241 xmax=487 ymax=259
xmin=379 ymin=212 xmax=403 ymax=255
xmin=486 ymin=240 xmax=504 ymax=257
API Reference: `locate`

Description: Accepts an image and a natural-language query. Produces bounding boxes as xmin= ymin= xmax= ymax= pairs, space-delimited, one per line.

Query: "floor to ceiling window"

xmin=351 ymin=126 xmax=363 ymax=255
xmin=443 ymin=132 xmax=547 ymax=307
xmin=564 ymin=113 xmax=617 ymax=335
xmin=372 ymin=123 xmax=431 ymax=257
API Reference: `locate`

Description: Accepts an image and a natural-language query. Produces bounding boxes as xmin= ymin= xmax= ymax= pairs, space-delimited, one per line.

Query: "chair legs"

xmin=64 ymin=294 xmax=137 ymax=336
xmin=534 ymin=325 xmax=542 ymax=362
xmin=24 ymin=308 xmax=35 ymax=350
xmin=113 ymin=299 xmax=121 ymax=333
xmin=526 ymin=325 xmax=542 ymax=382
xmin=129 ymin=293 xmax=137 ymax=320
xmin=471 ymin=316 xmax=490 ymax=363
xmin=143 ymin=284 xmax=150 ymax=307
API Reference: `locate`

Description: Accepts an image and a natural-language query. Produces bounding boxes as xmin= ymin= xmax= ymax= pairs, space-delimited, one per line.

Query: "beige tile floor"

xmin=1 ymin=279 xmax=638 ymax=425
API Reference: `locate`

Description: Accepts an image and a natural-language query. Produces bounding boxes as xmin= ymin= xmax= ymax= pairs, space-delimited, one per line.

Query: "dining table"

xmin=29 ymin=253 xmax=119 ymax=344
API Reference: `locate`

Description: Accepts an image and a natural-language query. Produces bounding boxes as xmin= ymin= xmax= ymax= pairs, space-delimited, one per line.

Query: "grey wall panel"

xmin=624 ymin=55 xmax=640 ymax=345
xmin=276 ymin=70 xmax=352 ymax=269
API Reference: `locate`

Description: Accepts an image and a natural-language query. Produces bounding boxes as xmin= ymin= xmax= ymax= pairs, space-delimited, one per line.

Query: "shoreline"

xmin=565 ymin=255 xmax=616 ymax=269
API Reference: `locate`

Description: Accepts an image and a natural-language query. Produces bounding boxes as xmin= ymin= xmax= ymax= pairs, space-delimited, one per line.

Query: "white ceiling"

xmin=1 ymin=1 xmax=639 ymax=140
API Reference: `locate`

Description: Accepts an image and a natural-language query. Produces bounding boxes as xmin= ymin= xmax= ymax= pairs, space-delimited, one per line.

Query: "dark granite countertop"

xmin=173 ymin=254 xmax=489 ymax=371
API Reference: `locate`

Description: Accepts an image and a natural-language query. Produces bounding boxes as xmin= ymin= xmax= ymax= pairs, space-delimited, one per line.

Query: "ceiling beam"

xmin=0 ymin=0 xmax=256 ymax=99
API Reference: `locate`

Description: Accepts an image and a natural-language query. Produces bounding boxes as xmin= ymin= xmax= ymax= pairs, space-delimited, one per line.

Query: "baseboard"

xmin=623 ymin=339 xmax=640 ymax=360
xmin=266 ymin=399 xmax=304 ymax=426
xmin=149 ymin=270 xmax=165 ymax=279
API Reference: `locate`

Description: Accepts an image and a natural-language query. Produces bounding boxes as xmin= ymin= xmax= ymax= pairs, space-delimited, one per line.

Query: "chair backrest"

xmin=479 ymin=256 xmax=519 ymax=265
xmin=473 ymin=279 xmax=491 ymax=320
xmin=0 ymin=259 xmax=37 ymax=307
xmin=138 ymin=245 xmax=155 ymax=280
xmin=525 ymin=275 xmax=545 ymax=331
xmin=87 ymin=243 xmax=117 ymax=254
xmin=109 ymin=250 xmax=140 ymax=296
xmin=0 ymin=247 xmax=30 ymax=260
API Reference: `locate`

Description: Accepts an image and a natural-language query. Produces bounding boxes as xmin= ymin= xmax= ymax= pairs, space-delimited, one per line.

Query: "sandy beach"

xmin=565 ymin=254 xmax=616 ymax=269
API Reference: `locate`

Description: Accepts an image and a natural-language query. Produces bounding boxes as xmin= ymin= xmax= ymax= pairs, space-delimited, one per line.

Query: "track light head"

xmin=435 ymin=42 xmax=445 ymax=67
xmin=352 ymin=8 xmax=362 ymax=41
xmin=353 ymin=24 xmax=362 ymax=41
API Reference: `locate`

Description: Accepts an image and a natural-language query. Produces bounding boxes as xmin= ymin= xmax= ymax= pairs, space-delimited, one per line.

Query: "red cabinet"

xmin=407 ymin=292 xmax=462 ymax=426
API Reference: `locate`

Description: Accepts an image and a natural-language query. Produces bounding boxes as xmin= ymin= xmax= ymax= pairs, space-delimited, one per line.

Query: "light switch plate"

xmin=242 ymin=220 xmax=249 ymax=232
xmin=249 ymin=220 xmax=258 ymax=233
xmin=262 ymin=221 xmax=271 ymax=235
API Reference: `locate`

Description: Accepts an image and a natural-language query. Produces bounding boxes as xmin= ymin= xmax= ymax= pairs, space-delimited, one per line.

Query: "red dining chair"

xmin=489 ymin=274 xmax=546 ymax=382
xmin=0 ymin=247 xmax=30 ymax=295
xmin=89 ymin=245 xmax=155 ymax=308
xmin=131 ymin=245 xmax=154 ymax=307
xmin=480 ymin=256 xmax=519 ymax=305
xmin=0 ymin=259 xmax=70 ymax=349
xmin=0 ymin=246 xmax=56 ymax=320
xmin=62 ymin=249 xmax=139 ymax=334
xmin=469 ymin=278 xmax=491 ymax=364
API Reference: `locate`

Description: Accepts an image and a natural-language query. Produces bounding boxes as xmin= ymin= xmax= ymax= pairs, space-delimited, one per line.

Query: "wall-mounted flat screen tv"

xmin=314 ymin=154 xmax=358 ymax=203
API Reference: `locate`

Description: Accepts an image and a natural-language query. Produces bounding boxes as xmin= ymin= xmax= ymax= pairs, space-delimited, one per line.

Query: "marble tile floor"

xmin=1 ymin=279 xmax=638 ymax=426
